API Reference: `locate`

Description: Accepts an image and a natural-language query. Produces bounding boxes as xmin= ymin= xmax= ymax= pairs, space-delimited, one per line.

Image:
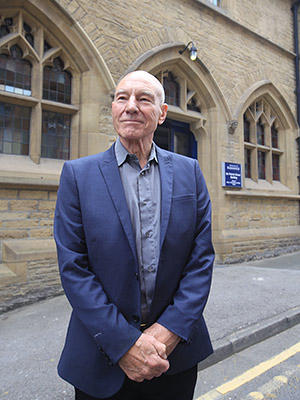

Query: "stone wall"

xmin=0 ymin=188 xmax=56 ymax=252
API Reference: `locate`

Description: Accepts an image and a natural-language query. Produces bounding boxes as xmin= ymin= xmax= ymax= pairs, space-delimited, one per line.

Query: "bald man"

xmin=54 ymin=71 xmax=214 ymax=400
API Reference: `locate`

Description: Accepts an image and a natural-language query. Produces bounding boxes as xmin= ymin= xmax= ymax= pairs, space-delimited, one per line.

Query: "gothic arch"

xmin=234 ymin=81 xmax=298 ymax=191
xmin=234 ymin=80 xmax=298 ymax=132
xmin=0 ymin=0 xmax=115 ymax=179
xmin=124 ymin=43 xmax=232 ymax=185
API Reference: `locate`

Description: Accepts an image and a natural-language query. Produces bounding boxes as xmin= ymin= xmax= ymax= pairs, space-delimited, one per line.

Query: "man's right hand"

xmin=118 ymin=333 xmax=170 ymax=382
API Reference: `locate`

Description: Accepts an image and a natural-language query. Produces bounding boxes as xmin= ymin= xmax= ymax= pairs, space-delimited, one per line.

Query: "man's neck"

xmin=119 ymin=137 xmax=153 ymax=169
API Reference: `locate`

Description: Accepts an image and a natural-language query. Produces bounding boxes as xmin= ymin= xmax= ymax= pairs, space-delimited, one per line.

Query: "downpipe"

xmin=292 ymin=1 xmax=300 ymax=222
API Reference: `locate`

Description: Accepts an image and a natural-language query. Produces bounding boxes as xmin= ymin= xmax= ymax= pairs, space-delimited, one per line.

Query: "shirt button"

xmin=145 ymin=231 xmax=151 ymax=238
xmin=141 ymin=171 xmax=145 ymax=176
xmin=147 ymin=266 xmax=155 ymax=273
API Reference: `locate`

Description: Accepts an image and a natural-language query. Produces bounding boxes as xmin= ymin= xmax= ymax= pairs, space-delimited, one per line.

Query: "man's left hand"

xmin=144 ymin=323 xmax=181 ymax=356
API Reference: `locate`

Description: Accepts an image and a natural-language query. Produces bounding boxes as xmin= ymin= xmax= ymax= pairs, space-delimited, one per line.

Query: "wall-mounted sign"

xmin=222 ymin=162 xmax=242 ymax=188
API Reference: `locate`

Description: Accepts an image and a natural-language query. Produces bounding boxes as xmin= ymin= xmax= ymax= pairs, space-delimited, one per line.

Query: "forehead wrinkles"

xmin=115 ymin=87 xmax=156 ymax=100
xmin=115 ymin=76 xmax=162 ymax=102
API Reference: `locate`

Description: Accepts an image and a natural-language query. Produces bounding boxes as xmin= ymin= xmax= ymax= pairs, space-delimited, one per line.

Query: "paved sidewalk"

xmin=1 ymin=251 xmax=300 ymax=399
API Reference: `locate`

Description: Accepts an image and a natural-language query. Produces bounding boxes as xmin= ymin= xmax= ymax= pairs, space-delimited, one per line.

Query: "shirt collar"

xmin=115 ymin=137 xmax=158 ymax=167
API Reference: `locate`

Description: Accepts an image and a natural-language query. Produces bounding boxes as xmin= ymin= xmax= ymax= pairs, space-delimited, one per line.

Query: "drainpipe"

xmin=292 ymin=1 xmax=300 ymax=223
xmin=292 ymin=1 xmax=300 ymax=125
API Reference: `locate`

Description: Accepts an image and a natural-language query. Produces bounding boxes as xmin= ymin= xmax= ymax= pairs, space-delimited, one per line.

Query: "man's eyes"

xmin=116 ymin=95 xmax=127 ymax=101
xmin=115 ymin=95 xmax=153 ymax=103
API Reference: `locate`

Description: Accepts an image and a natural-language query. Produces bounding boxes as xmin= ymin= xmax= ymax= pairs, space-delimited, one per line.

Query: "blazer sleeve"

xmin=54 ymin=162 xmax=141 ymax=364
xmin=156 ymin=160 xmax=214 ymax=342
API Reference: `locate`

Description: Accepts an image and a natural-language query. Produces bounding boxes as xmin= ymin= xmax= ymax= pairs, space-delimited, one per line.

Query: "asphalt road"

xmin=194 ymin=323 xmax=300 ymax=399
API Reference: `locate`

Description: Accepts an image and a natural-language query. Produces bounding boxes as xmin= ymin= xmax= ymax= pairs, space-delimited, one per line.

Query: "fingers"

xmin=144 ymin=323 xmax=181 ymax=356
xmin=118 ymin=333 xmax=170 ymax=382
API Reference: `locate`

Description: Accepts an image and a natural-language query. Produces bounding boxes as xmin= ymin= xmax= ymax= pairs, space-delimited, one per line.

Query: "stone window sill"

xmin=0 ymin=154 xmax=64 ymax=187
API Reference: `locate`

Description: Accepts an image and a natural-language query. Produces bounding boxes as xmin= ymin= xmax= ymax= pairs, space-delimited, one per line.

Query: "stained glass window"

xmin=258 ymin=151 xmax=266 ymax=179
xmin=244 ymin=115 xmax=250 ymax=142
xmin=163 ymin=72 xmax=180 ymax=106
xmin=23 ymin=22 xmax=34 ymax=48
xmin=0 ymin=45 xmax=32 ymax=96
xmin=257 ymin=119 xmax=265 ymax=145
xmin=0 ymin=102 xmax=30 ymax=155
xmin=245 ymin=148 xmax=251 ymax=178
xmin=271 ymin=125 xmax=278 ymax=148
xmin=41 ymin=111 xmax=71 ymax=159
xmin=187 ymin=96 xmax=201 ymax=112
xmin=0 ymin=18 xmax=12 ymax=38
xmin=44 ymin=41 xmax=52 ymax=54
xmin=43 ymin=57 xmax=72 ymax=104
xmin=272 ymin=154 xmax=280 ymax=181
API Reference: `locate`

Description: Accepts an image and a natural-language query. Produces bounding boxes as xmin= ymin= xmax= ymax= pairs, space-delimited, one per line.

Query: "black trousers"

xmin=75 ymin=365 xmax=197 ymax=400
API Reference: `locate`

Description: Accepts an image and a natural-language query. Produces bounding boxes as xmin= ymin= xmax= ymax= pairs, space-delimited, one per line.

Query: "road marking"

xmin=196 ymin=341 xmax=300 ymax=400
xmin=248 ymin=392 xmax=264 ymax=399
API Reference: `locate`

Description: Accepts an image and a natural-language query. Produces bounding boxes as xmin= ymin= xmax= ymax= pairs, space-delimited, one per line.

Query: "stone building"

xmin=0 ymin=0 xmax=300 ymax=311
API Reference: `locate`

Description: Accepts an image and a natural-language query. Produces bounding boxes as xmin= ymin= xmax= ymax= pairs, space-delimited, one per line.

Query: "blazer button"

xmin=132 ymin=315 xmax=140 ymax=323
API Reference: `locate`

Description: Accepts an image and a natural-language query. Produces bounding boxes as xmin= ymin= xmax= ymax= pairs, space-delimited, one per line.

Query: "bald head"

xmin=115 ymin=71 xmax=165 ymax=105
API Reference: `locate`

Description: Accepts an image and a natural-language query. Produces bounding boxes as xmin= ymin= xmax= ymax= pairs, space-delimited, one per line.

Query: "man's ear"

xmin=158 ymin=104 xmax=168 ymax=125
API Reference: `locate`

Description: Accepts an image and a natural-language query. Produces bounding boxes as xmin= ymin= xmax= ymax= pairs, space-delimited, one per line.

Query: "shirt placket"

xmin=138 ymin=162 xmax=157 ymax=322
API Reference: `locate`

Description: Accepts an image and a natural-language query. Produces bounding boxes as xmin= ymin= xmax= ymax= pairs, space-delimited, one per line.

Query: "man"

xmin=54 ymin=71 xmax=214 ymax=400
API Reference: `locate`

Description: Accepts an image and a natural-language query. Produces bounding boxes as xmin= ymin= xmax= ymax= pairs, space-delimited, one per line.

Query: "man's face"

xmin=112 ymin=72 xmax=167 ymax=142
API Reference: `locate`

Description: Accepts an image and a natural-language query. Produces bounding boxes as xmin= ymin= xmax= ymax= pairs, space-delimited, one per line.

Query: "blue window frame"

xmin=154 ymin=119 xmax=197 ymax=159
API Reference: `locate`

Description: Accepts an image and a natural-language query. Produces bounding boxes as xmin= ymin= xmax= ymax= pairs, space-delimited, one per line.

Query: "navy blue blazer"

xmin=54 ymin=144 xmax=214 ymax=398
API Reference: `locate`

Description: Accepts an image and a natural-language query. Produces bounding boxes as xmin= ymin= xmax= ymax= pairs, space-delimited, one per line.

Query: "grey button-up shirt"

xmin=115 ymin=138 xmax=161 ymax=324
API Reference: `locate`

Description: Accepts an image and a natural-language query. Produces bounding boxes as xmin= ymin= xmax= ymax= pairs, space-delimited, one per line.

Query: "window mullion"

xmin=30 ymin=102 xmax=41 ymax=164
xmin=252 ymin=148 xmax=258 ymax=182
xmin=265 ymin=150 xmax=272 ymax=183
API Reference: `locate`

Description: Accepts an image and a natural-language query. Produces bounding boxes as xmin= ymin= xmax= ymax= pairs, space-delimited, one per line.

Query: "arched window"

xmin=243 ymin=99 xmax=283 ymax=183
xmin=0 ymin=45 xmax=32 ymax=96
xmin=43 ymin=57 xmax=71 ymax=104
xmin=154 ymin=68 xmax=206 ymax=159
xmin=0 ymin=12 xmax=78 ymax=161
xmin=163 ymin=72 xmax=180 ymax=106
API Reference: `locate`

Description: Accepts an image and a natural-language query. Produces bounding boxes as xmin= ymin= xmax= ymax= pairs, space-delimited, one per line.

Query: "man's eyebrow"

xmin=114 ymin=89 xmax=128 ymax=97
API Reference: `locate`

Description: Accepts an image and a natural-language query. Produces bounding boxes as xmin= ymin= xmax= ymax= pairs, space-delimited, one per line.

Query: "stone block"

xmin=10 ymin=200 xmax=38 ymax=211
xmin=30 ymin=228 xmax=53 ymax=238
xmin=19 ymin=190 xmax=48 ymax=200
xmin=0 ymin=200 xmax=9 ymax=211
xmin=0 ymin=189 xmax=18 ymax=199
xmin=49 ymin=191 xmax=57 ymax=201
xmin=2 ymin=239 xmax=57 ymax=263
xmin=38 ymin=201 xmax=56 ymax=211
xmin=0 ymin=212 xmax=29 ymax=221
xmin=0 ymin=230 xmax=28 ymax=240
xmin=0 ymin=262 xmax=27 ymax=284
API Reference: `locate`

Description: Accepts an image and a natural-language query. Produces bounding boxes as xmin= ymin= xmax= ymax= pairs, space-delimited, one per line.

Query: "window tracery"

xmin=243 ymin=98 xmax=283 ymax=184
xmin=0 ymin=11 xmax=77 ymax=161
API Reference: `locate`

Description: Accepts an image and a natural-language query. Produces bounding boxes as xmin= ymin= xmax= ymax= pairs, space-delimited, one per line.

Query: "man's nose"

xmin=125 ymin=96 xmax=138 ymax=112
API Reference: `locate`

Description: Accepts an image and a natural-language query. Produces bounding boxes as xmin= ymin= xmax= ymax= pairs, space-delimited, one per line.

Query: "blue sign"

xmin=222 ymin=162 xmax=242 ymax=188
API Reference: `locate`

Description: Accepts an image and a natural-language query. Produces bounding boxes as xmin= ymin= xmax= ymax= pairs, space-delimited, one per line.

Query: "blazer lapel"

xmin=98 ymin=145 xmax=138 ymax=264
xmin=157 ymin=148 xmax=173 ymax=251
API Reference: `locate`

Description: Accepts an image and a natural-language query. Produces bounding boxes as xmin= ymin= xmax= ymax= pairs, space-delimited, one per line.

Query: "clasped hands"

xmin=118 ymin=323 xmax=180 ymax=382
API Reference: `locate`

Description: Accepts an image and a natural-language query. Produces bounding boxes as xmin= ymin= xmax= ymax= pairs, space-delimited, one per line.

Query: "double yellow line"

xmin=196 ymin=341 xmax=300 ymax=399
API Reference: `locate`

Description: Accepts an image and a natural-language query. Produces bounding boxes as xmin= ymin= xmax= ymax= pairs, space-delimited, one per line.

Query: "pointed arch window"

xmin=0 ymin=12 xmax=78 ymax=161
xmin=154 ymin=69 xmax=207 ymax=159
xmin=243 ymin=99 xmax=283 ymax=183
xmin=163 ymin=72 xmax=180 ymax=106
xmin=43 ymin=57 xmax=71 ymax=104
xmin=0 ymin=45 xmax=32 ymax=96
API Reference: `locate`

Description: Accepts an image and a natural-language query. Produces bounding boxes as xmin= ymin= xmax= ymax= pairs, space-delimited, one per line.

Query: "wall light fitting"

xmin=179 ymin=41 xmax=197 ymax=61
